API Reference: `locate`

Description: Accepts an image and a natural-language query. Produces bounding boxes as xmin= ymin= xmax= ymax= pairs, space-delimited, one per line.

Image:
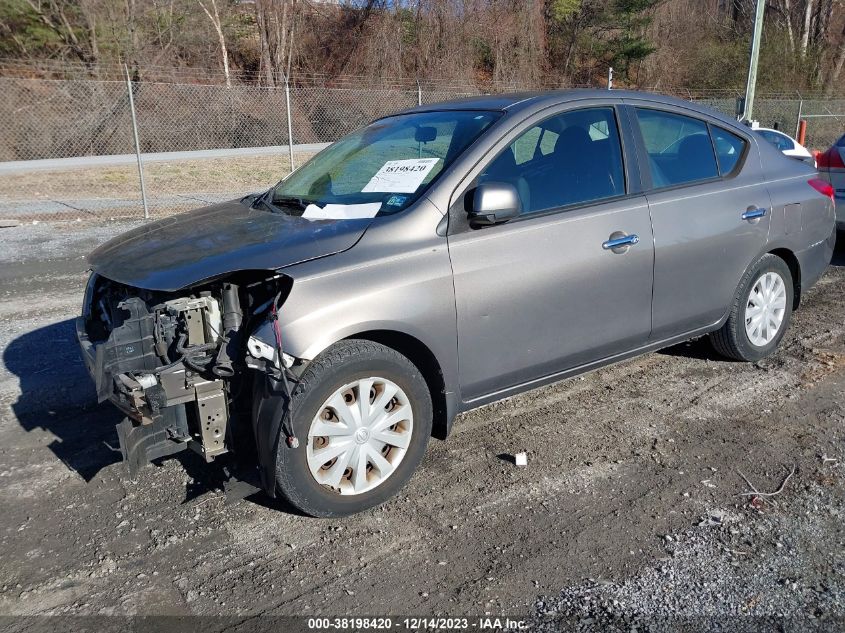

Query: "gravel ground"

xmin=0 ymin=152 xmax=315 ymax=222
xmin=0 ymin=222 xmax=843 ymax=631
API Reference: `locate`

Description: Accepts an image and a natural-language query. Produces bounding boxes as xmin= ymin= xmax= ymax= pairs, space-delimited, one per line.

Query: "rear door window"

xmin=635 ymin=109 xmax=719 ymax=188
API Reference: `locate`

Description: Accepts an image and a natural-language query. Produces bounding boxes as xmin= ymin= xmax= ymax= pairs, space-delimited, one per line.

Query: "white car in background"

xmin=754 ymin=127 xmax=816 ymax=167
xmin=817 ymin=133 xmax=845 ymax=229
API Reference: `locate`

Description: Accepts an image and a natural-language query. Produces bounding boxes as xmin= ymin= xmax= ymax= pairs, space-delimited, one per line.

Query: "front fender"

xmin=271 ymin=231 xmax=459 ymax=397
xmin=247 ymin=201 xmax=462 ymax=487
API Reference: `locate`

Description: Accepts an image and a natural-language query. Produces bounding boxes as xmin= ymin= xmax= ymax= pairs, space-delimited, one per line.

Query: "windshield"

xmin=267 ymin=110 xmax=500 ymax=217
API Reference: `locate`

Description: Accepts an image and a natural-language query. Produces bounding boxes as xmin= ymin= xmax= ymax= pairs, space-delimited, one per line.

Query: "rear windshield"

xmin=838 ymin=134 xmax=845 ymax=147
xmin=267 ymin=110 xmax=500 ymax=217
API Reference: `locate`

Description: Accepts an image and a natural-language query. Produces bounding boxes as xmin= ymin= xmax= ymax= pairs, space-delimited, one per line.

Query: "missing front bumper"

xmin=76 ymin=300 xmax=232 ymax=470
xmin=116 ymin=410 xmax=189 ymax=476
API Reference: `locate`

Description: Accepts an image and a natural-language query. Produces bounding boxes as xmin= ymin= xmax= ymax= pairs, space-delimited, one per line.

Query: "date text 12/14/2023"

xmin=306 ymin=617 xmax=529 ymax=630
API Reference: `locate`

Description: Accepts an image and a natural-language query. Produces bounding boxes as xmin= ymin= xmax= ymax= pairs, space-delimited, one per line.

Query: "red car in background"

xmin=816 ymin=134 xmax=845 ymax=229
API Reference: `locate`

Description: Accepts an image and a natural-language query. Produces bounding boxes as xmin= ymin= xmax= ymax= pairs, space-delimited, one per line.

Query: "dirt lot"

xmin=0 ymin=152 xmax=315 ymax=221
xmin=0 ymin=222 xmax=843 ymax=630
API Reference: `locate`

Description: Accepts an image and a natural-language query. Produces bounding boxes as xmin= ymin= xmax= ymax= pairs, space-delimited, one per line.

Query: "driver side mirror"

xmin=468 ymin=182 xmax=521 ymax=228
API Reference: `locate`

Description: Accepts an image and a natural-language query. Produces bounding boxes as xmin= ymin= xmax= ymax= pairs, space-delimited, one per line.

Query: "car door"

xmin=446 ymin=104 xmax=655 ymax=402
xmin=626 ymin=102 xmax=772 ymax=340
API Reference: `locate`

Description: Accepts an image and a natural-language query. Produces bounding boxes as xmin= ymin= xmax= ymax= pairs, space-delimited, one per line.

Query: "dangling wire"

xmin=270 ymin=292 xmax=298 ymax=449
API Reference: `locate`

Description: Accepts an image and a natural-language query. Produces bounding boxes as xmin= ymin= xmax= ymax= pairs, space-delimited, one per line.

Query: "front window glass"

xmin=478 ymin=107 xmax=626 ymax=215
xmin=268 ymin=110 xmax=500 ymax=216
xmin=635 ymin=109 xmax=719 ymax=188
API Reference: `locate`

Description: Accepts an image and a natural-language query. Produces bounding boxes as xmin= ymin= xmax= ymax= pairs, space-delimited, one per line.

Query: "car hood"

xmin=88 ymin=200 xmax=373 ymax=291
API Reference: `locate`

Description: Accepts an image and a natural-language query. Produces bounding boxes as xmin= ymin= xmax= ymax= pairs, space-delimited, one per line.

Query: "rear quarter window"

xmin=711 ymin=126 xmax=748 ymax=175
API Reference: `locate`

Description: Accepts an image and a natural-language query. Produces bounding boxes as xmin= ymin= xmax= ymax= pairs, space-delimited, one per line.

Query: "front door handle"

xmin=602 ymin=232 xmax=639 ymax=253
xmin=741 ymin=208 xmax=767 ymax=220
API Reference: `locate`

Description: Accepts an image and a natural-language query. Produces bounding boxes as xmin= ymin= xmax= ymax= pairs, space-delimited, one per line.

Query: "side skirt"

xmin=459 ymin=320 xmax=726 ymax=412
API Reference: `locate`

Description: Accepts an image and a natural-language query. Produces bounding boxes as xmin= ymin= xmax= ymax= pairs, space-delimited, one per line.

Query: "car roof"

xmin=394 ymin=89 xmax=746 ymax=130
xmin=400 ymin=91 xmax=545 ymax=111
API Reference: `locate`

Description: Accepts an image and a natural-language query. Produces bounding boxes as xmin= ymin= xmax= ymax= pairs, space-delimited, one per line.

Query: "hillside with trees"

xmin=0 ymin=0 xmax=843 ymax=94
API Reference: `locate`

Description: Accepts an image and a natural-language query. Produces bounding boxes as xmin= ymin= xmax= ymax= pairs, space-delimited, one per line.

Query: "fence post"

xmin=795 ymin=93 xmax=804 ymax=139
xmin=125 ymin=65 xmax=149 ymax=220
xmin=284 ymin=74 xmax=295 ymax=174
xmin=417 ymin=79 xmax=422 ymax=106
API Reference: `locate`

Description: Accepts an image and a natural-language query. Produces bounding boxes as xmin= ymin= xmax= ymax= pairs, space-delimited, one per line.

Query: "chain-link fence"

xmin=799 ymin=100 xmax=845 ymax=150
xmin=1 ymin=76 xmax=843 ymax=222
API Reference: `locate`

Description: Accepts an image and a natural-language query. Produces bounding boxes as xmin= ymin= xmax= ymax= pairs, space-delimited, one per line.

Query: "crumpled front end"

xmin=76 ymin=272 xmax=293 ymax=475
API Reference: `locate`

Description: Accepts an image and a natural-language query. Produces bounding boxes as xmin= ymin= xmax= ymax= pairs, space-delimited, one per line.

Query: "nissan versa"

xmin=78 ymin=90 xmax=836 ymax=517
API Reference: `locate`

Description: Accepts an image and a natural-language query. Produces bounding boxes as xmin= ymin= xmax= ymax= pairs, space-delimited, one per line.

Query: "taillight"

xmin=808 ymin=178 xmax=835 ymax=201
xmin=816 ymin=147 xmax=845 ymax=169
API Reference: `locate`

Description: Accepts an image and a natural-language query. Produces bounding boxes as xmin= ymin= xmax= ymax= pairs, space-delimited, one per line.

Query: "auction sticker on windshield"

xmin=362 ymin=158 xmax=440 ymax=193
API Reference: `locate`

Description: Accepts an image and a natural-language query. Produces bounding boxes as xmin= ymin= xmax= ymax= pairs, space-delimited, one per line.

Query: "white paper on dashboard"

xmin=361 ymin=158 xmax=440 ymax=193
xmin=301 ymin=202 xmax=382 ymax=220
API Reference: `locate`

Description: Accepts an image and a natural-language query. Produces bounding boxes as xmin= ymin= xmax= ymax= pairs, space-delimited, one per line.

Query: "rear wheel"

xmin=275 ymin=339 xmax=432 ymax=517
xmin=710 ymin=254 xmax=793 ymax=362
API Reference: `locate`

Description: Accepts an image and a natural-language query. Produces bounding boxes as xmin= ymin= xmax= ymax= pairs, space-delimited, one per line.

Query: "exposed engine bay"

xmin=76 ymin=273 xmax=298 ymax=481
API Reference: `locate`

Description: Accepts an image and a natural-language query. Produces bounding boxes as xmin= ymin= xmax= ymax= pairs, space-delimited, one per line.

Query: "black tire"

xmin=709 ymin=254 xmax=794 ymax=362
xmin=275 ymin=339 xmax=432 ymax=517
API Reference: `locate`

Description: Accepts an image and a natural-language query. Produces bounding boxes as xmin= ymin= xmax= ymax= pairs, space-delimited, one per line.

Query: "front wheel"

xmin=275 ymin=340 xmax=432 ymax=517
xmin=710 ymin=254 xmax=793 ymax=362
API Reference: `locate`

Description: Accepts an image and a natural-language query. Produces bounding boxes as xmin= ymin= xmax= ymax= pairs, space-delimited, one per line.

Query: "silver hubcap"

xmin=306 ymin=377 xmax=413 ymax=495
xmin=745 ymin=271 xmax=787 ymax=347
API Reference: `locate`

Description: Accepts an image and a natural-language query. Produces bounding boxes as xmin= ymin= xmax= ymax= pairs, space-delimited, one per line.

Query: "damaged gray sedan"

xmin=78 ymin=90 xmax=835 ymax=517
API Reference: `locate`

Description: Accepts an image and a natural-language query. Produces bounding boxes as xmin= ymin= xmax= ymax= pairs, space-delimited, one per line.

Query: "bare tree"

xmin=826 ymin=23 xmax=845 ymax=94
xmin=2 ymin=0 xmax=843 ymax=97
xmin=197 ymin=0 xmax=231 ymax=87
xmin=125 ymin=0 xmax=140 ymax=71
xmin=800 ymin=0 xmax=814 ymax=58
xmin=254 ymin=0 xmax=299 ymax=87
xmin=777 ymin=0 xmax=796 ymax=53
xmin=22 ymin=0 xmax=96 ymax=64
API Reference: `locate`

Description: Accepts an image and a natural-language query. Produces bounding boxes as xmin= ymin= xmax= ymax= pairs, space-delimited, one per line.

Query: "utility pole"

xmin=742 ymin=0 xmax=766 ymax=121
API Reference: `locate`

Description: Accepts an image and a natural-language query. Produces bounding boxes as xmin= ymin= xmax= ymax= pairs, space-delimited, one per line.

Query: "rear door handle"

xmin=602 ymin=233 xmax=639 ymax=252
xmin=742 ymin=208 xmax=767 ymax=220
